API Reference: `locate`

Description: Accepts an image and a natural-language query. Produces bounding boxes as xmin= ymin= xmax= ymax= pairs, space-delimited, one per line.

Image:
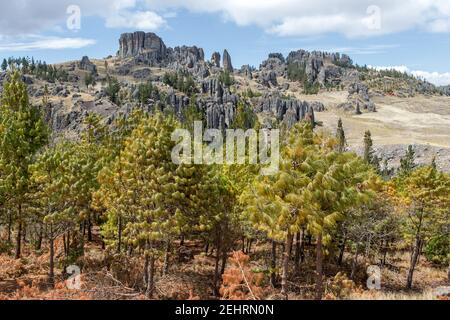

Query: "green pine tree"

xmin=0 ymin=71 xmax=49 ymax=258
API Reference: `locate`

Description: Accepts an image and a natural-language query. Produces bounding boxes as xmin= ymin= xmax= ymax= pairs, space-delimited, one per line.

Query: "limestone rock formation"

xmin=223 ymin=50 xmax=234 ymax=73
xmin=240 ymin=65 xmax=253 ymax=80
xmin=337 ymin=82 xmax=376 ymax=114
xmin=118 ymin=32 xmax=167 ymax=64
xmin=262 ymin=71 xmax=278 ymax=87
xmin=256 ymin=93 xmax=315 ymax=128
xmin=211 ymin=52 xmax=221 ymax=68
xmin=78 ymin=56 xmax=97 ymax=74
xmin=168 ymin=46 xmax=205 ymax=69
xmin=260 ymin=53 xmax=286 ymax=77
xmin=287 ymin=50 xmax=353 ymax=85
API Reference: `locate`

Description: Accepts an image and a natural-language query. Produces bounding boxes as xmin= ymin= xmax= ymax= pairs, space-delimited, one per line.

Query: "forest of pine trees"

xmin=0 ymin=71 xmax=448 ymax=300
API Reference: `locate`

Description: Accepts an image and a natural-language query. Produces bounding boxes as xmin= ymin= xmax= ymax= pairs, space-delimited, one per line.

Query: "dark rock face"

xmin=166 ymin=46 xmax=209 ymax=78
xmin=211 ymin=52 xmax=221 ymax=68
xmin=338 ymin=82 xmax=376 ymax=114
xmin=240 ymin=65 xmax=253 ymax=80
xmin=256 ymin=93 xmax=315 ymax=127
xmin=268 ymin=53 xmax=285 ymax=63
xmin=287 ymin=50 xmax=353 ymax=85
xmin=200 ymin=78 xmax=238 ymax=130
xmin=440 ymin=85 xmax=450 ymax=96
xmin=223 ymin=50 xmax=234 ymax=73
xmin=118 ymin=32 xmax=167 ymax=64
xmin=260 ymin=53 xmax=286 ymax=77
xmin=168 ymin=46 xmax=205 ymax=68
xmin=310 ymin=101 xmax=326 ymax=112
xmin=79 ymin=56 xmax=97 ymax=74
xmin=132 ymin=68 xmax=152 ymax=80
xmin=262 ymin=71 xmax=278 ymax=87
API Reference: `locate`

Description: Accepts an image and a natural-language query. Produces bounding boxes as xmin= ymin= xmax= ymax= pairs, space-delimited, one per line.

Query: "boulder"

xmin=79 ymin=56 xmax=97 ymax=74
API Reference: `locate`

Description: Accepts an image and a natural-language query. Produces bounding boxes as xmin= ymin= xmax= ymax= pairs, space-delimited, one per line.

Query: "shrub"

xmin=425 ymin=235 xmax=449 ymax=266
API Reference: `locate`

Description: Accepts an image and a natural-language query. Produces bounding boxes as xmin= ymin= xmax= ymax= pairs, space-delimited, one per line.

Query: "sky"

xmin=1 ymin=0 xmax=450 ymax=86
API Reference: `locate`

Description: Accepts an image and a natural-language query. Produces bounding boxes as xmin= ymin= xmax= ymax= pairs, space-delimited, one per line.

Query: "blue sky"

xmin=1 ymin=0 xmax=450 ymax=85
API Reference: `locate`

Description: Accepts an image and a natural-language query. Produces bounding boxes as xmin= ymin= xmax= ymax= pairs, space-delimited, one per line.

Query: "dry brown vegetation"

xmin=1 ymin=233 xmax=448 ymax=301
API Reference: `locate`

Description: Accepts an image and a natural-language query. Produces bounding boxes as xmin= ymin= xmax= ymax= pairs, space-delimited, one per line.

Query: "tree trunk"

xmin=294 ymin=233 xmax=300 ymax=269
xmin=315 ymin=233 xmax=324 ymax=300
xmin=281 ymin=232 xmax=294 ymax=299
xmin=87 ymin=215 xmax=93 ymax=242
xmin=220 ymin=248 xmax=228 ymax=275
xmin=406 ymin=236 xmax=422 ymax=289
xmin=350 ymin=245 xmax=360 ymax=280
xmin=338 ymin=237 xmax=347 ymax=266
xmin=294 ymin=230 xmax=305 ymax=272
xmin=365 ymin=235 xmax=372 ymax=258
xmin=49 ymin=236 xmax=55 ymax=287
xmin=36 ymin=224 xmax=43 ymax=251
xmin=15 ymin=220 xmax=22 ymax=259
xmin=7 ymin=210 xmax=12 ymax=243
xmin=146 ymin=255 xmax=155 ymax=298
xmin=180 ymin=235 xmax=185 ymax=247
xmin=143 ymin=254 xmax=149 ymax=287
xmin=117 ymin=216 xmax=122 ymax=254
xmin=63 ymin=233 xmax=67 ymax=257
xmin=67 ymin=230 xmax=71 ymax=258
xmin=247 ymin=239 xmax=253 ymax=254
xmin=213 ymin=237 xmax=222 ymax=297
xmin=22 ymin=223 xmax=27 ymax=243
xmin=205 ymin=242 xmax=210 ymax=255
xmin=382 ymin=240 xmax=389 ymax=266
xmin=270 ymin=240 xmax=277 ymax=287
xmin=162 ymin=240 xmax=170 ymax=276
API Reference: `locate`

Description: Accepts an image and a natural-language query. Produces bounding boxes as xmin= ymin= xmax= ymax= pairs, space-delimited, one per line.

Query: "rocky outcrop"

xmin=199 ymin=78 xmax=239 ymax=129
xmin=223 ymin=50 xmax=234 ymax=73
xmin=260 ymin=53 xmax=286 ymax=77
xmin=240 ymin=65 xmax=253 ymax=80
xmin=79 ymin=56 xmax=97 ymax=74
xmin=132 ymin=68 xmax=152 ymax=80
xmin=168 ymin=46 xmax=205 ymax=68
xmin=262 ymin=71 xmax=278 ymax=87
xmin=352 ymin=144 xmax=450 ymax=173
xmin=310 ymin=101 xmax=326 ymax=112
xmin=439 ymin=85 xmax=450 ymax=96
xmin=211 ymin=52 xmax=221 ymax=68
xmin=118 ymin=32 xmax=167 ymax=65
xmin=338 ymin=82 xmax=376 ymax=114
xmin=256 ymin=93 xmax=315 ymax=127
xmin=287 ymin=50 xmax=353 ymax=85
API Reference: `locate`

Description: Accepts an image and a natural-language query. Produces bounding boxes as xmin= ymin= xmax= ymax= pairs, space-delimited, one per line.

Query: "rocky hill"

xmin=1 ymin=31 xmax=449 ymax=172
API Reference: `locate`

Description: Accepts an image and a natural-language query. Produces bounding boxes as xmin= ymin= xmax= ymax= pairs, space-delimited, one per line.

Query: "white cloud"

xmin=315 ymin=44 xmax=399 ymax=55
xmin=145 ymin=0 xmax=450 ymax=38
xmin=369 ymin=65 xmax=450 ymax=86
xmin=2 ymin=0 xmax=450 ymax=38
xmin=411 ymin=70 xmax=450 ymax=87
xmin=0 ymin=37 xmax=96 ymax=51
xmin=105 ymin=11 xmax=166 ymax=30
xmin=0 ymin=0 xmax=166 ymax=35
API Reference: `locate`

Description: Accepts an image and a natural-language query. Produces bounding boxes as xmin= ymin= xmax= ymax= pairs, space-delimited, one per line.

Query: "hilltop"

xmin=1 ymin=31 xmax=449 ymax=171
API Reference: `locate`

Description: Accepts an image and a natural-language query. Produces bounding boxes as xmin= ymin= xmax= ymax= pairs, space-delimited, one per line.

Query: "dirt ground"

xmin=1 ymin=238 xmax=448 ymax=300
